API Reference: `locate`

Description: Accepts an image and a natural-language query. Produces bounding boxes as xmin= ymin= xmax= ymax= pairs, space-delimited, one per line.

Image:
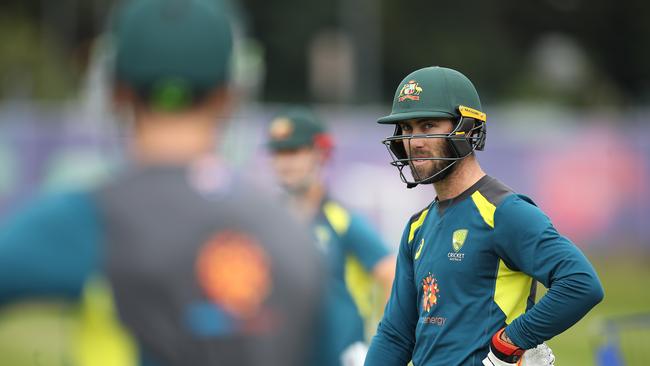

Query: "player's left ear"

xmin=202 ymin=85 xmax=237 ymax=123
xmin=112 ymin=81 xmax=136 ymax=109
xmin=111 ymin=81 xmax=140 ymax=124
xmin=313 ymin=133 xmax=334 ymax=163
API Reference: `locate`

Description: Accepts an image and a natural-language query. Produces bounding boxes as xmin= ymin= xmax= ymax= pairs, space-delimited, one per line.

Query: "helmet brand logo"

xmin=398 ymin=80 xmax=423 ymax=102
xmin=458 ymin=105 xmax=487 ymax=122
xmin=269 ymin=118 xmax=294 ymax=140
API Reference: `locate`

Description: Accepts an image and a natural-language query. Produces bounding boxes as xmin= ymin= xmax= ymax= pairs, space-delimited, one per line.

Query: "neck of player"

xmin=290 ymin=181 xmax=326 ymax=221
xmin=131 ymin=113 xmax=220 ymax=165
xmin=433 ymin=155 xmax=486 ymax=201
xmin=121 ymin=86 xmax=232 ymax=165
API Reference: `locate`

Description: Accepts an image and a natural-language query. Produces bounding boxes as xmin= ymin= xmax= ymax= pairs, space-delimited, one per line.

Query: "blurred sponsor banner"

xmin=1 ymin=103 xmax=648 ymax=250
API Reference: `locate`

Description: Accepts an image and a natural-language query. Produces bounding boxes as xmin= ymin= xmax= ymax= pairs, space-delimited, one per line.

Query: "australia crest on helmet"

xmin=398 ymin=80 xmax=423 ymax=102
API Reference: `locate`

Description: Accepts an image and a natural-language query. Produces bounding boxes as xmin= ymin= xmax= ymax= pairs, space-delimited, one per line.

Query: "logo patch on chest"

xmin=420 ymin=272 xmax=447 ymax=326
xmin=421 ymin=272 xmax=439 ymax=312
xmin=448 ymin=229 xmax=468 ymax=262
xmin=452 ymin=229 xmax=468 ymax=251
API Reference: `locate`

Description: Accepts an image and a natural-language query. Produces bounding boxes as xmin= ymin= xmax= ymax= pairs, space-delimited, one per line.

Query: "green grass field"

xmin=0 ymin=253 xmax=648 ymax=366
xmin=545 ymin=253 xmax=650 ymax=366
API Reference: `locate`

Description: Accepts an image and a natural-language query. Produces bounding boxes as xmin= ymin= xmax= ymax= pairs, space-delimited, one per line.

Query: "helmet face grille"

xmin=381 ymin=116 xmax=486 ymax=187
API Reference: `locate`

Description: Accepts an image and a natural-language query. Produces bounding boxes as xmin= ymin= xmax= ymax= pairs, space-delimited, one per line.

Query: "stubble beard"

xmin=409 ymin=142 xmax=454 ymax=182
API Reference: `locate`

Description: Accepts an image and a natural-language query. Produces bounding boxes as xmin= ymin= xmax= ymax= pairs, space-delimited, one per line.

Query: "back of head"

xmin=112 ymin=0 xmax=233 ymax=112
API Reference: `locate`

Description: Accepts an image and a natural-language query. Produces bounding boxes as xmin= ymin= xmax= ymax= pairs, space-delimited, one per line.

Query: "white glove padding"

xmin=522 ymin=343 xmax=555 ymax=366
xmin=482 ymin=343 xmax=555 ymax=366
xmin=340 ymin=341 xmax=369 ymax=366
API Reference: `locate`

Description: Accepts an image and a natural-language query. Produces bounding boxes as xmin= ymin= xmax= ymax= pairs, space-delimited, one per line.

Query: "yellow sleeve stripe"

xmin=408 ymin=208 xmax=429 ymax=244
xmin=325 ymin=201 xmax=378 ymax=340
xmin=471 ymin=191 xmax=496 ymax=229
xmin=344 ymin=255 xmax=378 ymax=340
xmin=323 ymin=201 xmax=351 ymax=236
xmin=494 ymin=260 xmax=533 ymax=324
xmin=74 ymin=276 xmax=138 ymax=366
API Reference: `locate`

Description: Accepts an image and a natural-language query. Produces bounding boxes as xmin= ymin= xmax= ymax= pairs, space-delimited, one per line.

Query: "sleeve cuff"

xmin=504 ymin=322 xmax=537 ymax=350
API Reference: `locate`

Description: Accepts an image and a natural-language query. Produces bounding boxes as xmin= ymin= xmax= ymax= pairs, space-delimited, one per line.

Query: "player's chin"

xmin=280 ymin=180 xmax=300 ymax=192
xmin=411 ymin=163 xmax=434 ymax=181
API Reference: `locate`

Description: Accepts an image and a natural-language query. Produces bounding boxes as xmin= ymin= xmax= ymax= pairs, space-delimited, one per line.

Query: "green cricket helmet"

xmin=266 ymin=107 xmax=333 ymax=152
xmin=378 ymin=66 xmax=487 ymax=188
xmin=112 ymin=0 xmax=233 ymax=112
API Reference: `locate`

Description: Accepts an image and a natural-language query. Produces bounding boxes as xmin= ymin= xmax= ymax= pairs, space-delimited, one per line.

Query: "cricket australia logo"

xmin=448 ymin=229 xmax=468 ymax=262
xmin=421 ymin=272 xmax=439 ymax=312
xmin=398 ymin=80 xmax=423 ymax=102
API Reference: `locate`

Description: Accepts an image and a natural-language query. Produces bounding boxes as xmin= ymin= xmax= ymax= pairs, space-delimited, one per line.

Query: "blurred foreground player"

xmin=0 ymin=1 xmax=322 ymax=365
xmin=266 ymin=108 xmax=395 ymax=366
xmin=364 ymin=67 xmax=604 ymax=366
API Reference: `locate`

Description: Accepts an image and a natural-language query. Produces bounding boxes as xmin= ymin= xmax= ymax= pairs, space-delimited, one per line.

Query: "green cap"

xmin=113 ymin=0 xmax=233 ymax=111
xmin=267 ymin=108 xmax=328 ymax=151
xmin=377 ymin=66 xmax=483 ymax=124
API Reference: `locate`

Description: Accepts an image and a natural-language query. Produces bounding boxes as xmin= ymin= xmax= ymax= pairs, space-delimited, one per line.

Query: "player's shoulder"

xmin=402 ymin=202 xmax=434 ymax=245
xmin=469 ymin=175 xmax=543 ymax=214
xmin=320 ymin=197 xmax=356 ymax=236
xmin=484 ymin=180 xmax=550 ymax=230
xmin=322 ymin=198 xmax=350 ymax=217
xmin=495 ymin=193 xmax=546 ymax=220
xmin=408 ymin=203 xmax=433 ymax=226
xmin=321 ymin=198 xmax=375 ymax=224
xmin=472 ymin=175 xmax=516 ymax=208
xmin=3 ymin=189 xmax=98 ymax=225
xmin=467 ymin=176 xmax=543 ymax=230
xmin=0 ymin=189 xmax=102 ymax=254
xmin=36 ymin=189 xmax=97 ymax=209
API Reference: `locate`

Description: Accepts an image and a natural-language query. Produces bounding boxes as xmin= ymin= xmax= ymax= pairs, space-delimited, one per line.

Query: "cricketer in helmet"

xmin=266 ymin=107 xmax=396 ymax=366
xmin=378 ymin=67 xmax=486 ymax=188
xmin=364 ymin=67 xmax=603 ymax=366
xmin=266 ymin=108 xmax=334 ymax=196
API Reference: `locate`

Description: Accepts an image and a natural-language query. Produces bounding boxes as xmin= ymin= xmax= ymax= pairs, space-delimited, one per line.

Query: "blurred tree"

xmin=379 ymin=0 xmax=524 ymax=105
xmin=0 ymin=0 xmax=112 ymax=100
xmin=0 ymin=15 xmax=77 ymax=100
xmin=239 ymin=0 xmax=338 ymax=103
xmin=501 ymin=0 xmax=650 ymax=105
xmin=241 ymin=0 xmax=650 ymax=107
xmin=1 ymin=0 xmax=650 ymax=105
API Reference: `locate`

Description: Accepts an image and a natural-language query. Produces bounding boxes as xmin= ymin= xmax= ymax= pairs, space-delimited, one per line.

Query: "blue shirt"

xmin=365 ymin=176 xmax=604 ymax=366
xmin=312 ymin=198 xmax=390 ymax=366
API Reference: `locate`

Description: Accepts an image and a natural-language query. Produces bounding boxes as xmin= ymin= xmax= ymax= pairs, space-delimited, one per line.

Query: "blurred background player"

xmin=266 ymin=107 xmax=396 ymax=366
xmin=364 ymin=66 xmax=604 ymax=366
xmin=0 ymin=0 xmax=323 ymax=365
